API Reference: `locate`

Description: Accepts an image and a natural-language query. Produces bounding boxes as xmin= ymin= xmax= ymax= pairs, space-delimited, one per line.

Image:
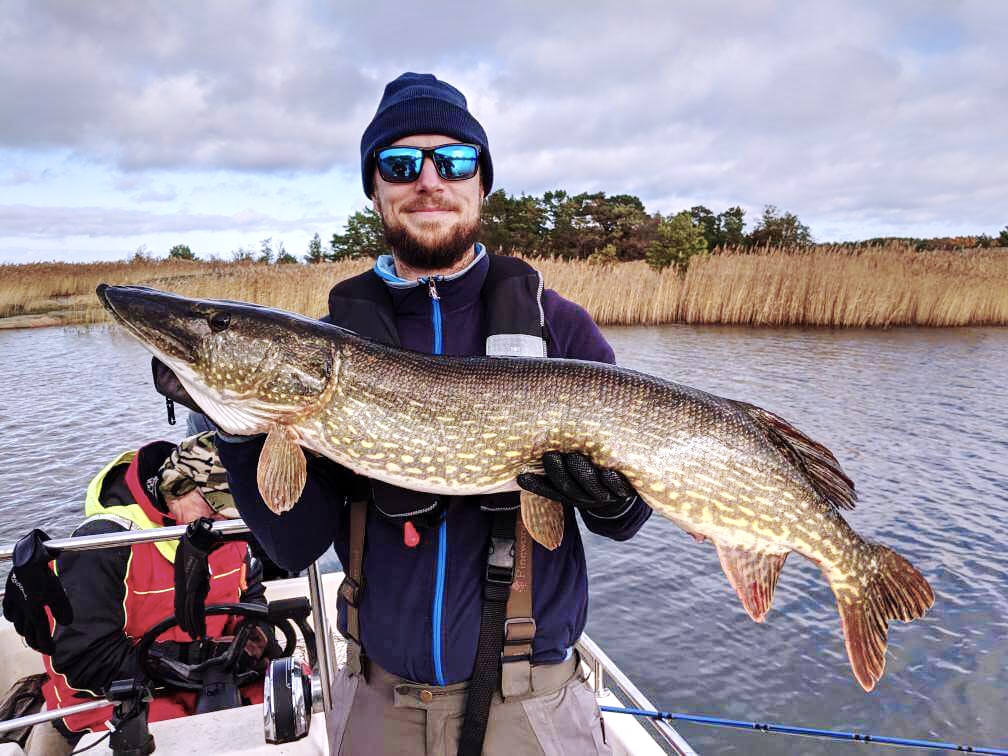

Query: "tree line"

xmin=161 ymin=189 xmax=1008 ymax=273
xmin=318 ymin=191 xmax=817 ymax=272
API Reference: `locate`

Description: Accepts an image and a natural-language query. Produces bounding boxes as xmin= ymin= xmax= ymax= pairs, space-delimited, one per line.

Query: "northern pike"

xmin=97 ymin=283 xmax=934 ymax=692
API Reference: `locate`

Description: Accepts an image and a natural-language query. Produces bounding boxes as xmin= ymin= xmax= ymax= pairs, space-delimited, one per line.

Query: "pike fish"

xmin=97 ymin=283 xmax=934 ymax=692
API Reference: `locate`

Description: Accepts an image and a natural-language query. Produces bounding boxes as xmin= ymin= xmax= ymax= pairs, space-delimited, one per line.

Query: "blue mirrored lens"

xmin=432 ymin=144 xmax=479 ymax=179
xmin=377 ymin=147 xmax=423 ymax=181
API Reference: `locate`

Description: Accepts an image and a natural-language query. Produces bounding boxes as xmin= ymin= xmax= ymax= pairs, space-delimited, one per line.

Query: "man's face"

xmin=165 ymin=489 xmax=224 ymax=524
xmin=372 ymin=133 xmax=482 ymax=271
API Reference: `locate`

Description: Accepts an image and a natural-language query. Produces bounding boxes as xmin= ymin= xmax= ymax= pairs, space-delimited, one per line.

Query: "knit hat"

xmin=360 ymin=72 xmax=493 ymax=199
xmin=157 ymin=432 xmax=239 ymax=519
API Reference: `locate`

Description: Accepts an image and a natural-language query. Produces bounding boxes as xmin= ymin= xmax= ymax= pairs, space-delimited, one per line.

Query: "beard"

xmin=379 ymin=199 xmax=481 ymax=271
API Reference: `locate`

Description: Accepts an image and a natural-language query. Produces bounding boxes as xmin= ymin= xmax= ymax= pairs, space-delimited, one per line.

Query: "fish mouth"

xmin=97 ymin=284 xmax=201 ymax=365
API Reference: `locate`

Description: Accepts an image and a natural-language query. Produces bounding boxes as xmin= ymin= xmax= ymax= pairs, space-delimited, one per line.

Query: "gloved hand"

xmin=516 ymin=452 xmax=640 ymax=519
xmin=2 ymin=529 xmax=73 ymax=654
xmin=174 ymin=517 xmax=223 ymax=638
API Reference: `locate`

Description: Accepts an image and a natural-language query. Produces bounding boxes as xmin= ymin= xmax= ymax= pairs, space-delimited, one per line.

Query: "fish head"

xmin=97 ymin=284 xmax=346 ymax=435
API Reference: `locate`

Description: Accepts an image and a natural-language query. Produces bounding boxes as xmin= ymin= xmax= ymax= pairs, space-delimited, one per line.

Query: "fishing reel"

xmin=263 ymin=656 xmax=318 ymax=744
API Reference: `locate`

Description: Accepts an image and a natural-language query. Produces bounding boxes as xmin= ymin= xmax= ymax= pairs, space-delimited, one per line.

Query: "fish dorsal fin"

xmin=714 ymin=541 xmax=789 ymax=622
xmin=735 ymin=401 xmax=857 ymax=511
xmin=257 ymin=424 xmax=307 ymax=514
xmin=520 ymin=490 xmax=564 ymax=551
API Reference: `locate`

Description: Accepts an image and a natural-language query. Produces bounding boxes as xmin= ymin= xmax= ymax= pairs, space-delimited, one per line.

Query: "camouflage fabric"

xmin=157 ymin=432 xmax=238 ymax=517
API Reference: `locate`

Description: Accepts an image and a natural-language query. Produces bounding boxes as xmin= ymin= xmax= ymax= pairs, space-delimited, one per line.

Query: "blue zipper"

xmin=427 ymin=277 xmax=447 ymax=685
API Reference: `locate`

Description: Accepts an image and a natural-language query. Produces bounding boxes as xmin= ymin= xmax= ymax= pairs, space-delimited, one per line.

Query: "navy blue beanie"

xmin=360 ymin=72 xmax=493 ymax=199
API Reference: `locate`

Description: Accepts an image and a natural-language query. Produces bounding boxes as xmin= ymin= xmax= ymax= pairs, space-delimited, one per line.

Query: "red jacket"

xmin=41 ymin=443 xmax=264 ymax=738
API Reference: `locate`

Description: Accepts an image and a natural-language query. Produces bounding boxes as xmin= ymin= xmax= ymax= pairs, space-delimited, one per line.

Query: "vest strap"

xmin=501 ymin=518 xmax=535 ymax=699
xmin=339 ymin=498 xmax=368 ymax=676
xmin=458 ymin=509 xmax=516 ymax=756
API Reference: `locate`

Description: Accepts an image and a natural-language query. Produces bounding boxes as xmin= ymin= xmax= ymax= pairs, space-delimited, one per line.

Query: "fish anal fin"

xmin=714 ymin=542 xmax=789 ymax=623
xmin=520 ymin=491 xmax=564 ymax=551
xmin=831 ymin=543 xmax=934 ymax=692
xmin=257 ymin=424 xmax=307 ymax=514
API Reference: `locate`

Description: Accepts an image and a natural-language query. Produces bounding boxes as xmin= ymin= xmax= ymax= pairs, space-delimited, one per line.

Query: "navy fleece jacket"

xmin=217 ymin=249 xmax=650 ymax=684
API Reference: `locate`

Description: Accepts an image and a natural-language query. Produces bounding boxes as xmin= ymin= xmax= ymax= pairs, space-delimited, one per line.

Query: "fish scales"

xmin=96 ymin=284 xmax=935 ymax=693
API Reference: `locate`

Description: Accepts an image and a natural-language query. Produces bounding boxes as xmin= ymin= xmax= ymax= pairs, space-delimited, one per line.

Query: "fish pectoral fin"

xmin=256 ymin=424 xmax=307 ymax=515
xmin=520 ymin=491 xmax=565 ymax=551
xmin=714 ymin=542 xmax=790 ymax=623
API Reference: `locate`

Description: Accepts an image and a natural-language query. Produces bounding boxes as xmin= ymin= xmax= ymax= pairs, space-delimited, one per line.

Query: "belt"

xmin=355 ymin=651 xmax=582 ymax=708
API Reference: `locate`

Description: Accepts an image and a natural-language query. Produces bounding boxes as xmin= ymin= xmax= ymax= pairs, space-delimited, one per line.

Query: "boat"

xmin=0 ymin=521 xmax=696 ymax=755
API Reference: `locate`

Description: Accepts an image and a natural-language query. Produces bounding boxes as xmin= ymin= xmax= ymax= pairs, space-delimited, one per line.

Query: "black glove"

xmin=2 ymin=529 xmax=73 ymax=654
xmin=516 ymin=452 xmax=640 ymax=519
xmin=174 ymin=517 xmax=223 ymax=639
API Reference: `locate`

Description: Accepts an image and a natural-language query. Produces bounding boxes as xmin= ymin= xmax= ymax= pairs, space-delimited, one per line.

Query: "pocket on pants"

xmin=326 ymin=666 xmax=360 ymax=754
xmin=521 ymin=678 xmax=611 ymax=756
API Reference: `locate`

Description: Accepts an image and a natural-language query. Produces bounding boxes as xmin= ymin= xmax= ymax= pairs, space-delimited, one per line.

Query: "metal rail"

xmin=306 ymin=562 xmax=335 ymax=712
xmin=0 ymin=519 xmax=252 ymax=561
xmin=577 ymin=632 xmax=698 ymax=756
xmin=0 ymin=698 xmax=111 ymax=735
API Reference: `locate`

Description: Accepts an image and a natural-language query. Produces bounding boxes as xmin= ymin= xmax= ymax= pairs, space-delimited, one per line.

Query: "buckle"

xmin=485 ymin=536 xmax=515 ymax=585
xmin=504 ymin=617 xmax=536 ymax=644
xmin=338 ymin=575 xmax=361 ymax=606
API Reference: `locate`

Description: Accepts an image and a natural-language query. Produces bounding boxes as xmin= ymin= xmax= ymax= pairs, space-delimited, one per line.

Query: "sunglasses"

xmin=374 ymin=143 xmax=480 ymax=184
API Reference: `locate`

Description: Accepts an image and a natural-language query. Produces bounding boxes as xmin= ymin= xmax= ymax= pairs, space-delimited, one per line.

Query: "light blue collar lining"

xmin=374 ymin=244 xmax=486 ymax=289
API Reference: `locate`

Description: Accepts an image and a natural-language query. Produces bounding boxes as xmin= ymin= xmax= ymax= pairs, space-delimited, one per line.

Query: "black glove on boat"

xmin=2 ymin=529 xmax=73 ymax=654
xmin=516 ymin=452 xmax=640 ymax=519
xmin=174 ymin=517 xmax=222 ymax=639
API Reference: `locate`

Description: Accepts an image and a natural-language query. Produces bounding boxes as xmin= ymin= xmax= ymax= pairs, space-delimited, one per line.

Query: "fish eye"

xmin=208 ymin=312 xmax=231 ymax=332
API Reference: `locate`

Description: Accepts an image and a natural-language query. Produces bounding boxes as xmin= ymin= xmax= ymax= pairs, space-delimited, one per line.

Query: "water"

xmin=1 ymin=324 xmax=1006 ymax=753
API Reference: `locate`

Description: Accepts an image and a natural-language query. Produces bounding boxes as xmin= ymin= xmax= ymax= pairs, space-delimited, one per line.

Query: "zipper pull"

xmin=427 ymin=277 xmax=440 ymax=300
xmin=403 ymin=520 xmax=420 ymax=548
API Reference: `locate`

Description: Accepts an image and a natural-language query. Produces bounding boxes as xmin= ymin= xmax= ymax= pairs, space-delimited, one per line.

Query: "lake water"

xmin=1 ymin=324 xmax=1006 ymax=754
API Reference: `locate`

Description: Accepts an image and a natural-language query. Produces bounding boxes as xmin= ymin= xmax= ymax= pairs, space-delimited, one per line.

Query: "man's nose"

xmin=415 ymin=155 xmax=444 ymax=190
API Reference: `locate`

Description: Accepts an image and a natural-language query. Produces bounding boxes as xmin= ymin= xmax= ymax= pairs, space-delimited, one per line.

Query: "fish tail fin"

xmin=833 ymin=543 xmax=934 ymax=692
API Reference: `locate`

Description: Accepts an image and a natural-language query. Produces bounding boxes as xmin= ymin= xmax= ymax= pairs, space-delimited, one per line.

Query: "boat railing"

xmin=577 ymin=632 xmax=697 ymax=756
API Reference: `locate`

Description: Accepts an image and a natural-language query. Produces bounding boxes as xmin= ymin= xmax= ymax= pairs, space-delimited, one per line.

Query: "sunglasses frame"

xmin=374 ymin=142 xmax=481 ymax=184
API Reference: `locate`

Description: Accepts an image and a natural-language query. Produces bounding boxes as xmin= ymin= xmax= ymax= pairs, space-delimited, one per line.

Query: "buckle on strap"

xmin=504 ymin=617 xmax=536 ymax=644
xmin=338 ymin=575 xmax=361 ymax=606
xmin=485 ymin=536 xmax=515 ymax=585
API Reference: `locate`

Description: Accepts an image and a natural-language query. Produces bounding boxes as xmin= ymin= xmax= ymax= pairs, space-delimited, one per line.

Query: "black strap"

xmin=457 ymin=509 xmax=517 ymax=756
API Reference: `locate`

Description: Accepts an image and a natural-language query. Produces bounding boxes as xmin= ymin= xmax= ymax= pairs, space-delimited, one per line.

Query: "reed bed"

xmin=1 ymin=244 xmax=1006 ymax=328
xmin=539 ymin=244 xmax=1008 ymax=327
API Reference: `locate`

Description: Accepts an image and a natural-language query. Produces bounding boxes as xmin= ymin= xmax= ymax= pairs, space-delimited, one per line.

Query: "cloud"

xmin=0 ymin=0 xmax=1005 ymax=241
xmin=0 ymin=204 xmax=332 ymax=238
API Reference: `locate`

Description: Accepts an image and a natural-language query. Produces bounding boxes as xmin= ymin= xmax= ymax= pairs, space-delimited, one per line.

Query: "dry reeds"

xmin=539 ymin=244 xmax=1008 ymax=327
xmin=2 ymin=243 xmax=1006 ymax=328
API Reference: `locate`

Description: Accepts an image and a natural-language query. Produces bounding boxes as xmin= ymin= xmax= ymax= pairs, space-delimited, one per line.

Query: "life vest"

xmin=41 ymin=449 xmax=255 ymax=736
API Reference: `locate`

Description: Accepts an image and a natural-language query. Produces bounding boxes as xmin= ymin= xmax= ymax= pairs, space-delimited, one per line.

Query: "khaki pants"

xmin=326 ymin=651 xmax=611 ymax=755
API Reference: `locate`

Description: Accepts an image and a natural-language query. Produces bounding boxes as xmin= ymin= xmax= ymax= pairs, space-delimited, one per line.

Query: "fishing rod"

xmin=601 ymin=705 xmax=1008 ymax=754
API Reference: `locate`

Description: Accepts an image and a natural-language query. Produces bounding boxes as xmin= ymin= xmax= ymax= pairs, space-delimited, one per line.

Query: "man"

xmin=3 ymin=433 xmax=267 ymax=751
xmin=216 ymin=72 xmax=650 ymax=755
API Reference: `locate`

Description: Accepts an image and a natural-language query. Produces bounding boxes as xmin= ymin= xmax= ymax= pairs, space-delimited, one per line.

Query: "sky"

xmin=1 ymin=1 xmax=1006 ymax=263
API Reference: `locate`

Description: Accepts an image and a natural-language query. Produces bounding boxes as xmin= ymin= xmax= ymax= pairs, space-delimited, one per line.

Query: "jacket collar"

xmin=373 ymin=245 xmax=488 ymax=316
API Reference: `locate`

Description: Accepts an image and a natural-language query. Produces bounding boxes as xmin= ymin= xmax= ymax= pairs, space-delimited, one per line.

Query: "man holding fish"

xmin=95 ymin=70 xmax=932 ymax=755
xmin=212 ymin=72 xmax=647 ymax=754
